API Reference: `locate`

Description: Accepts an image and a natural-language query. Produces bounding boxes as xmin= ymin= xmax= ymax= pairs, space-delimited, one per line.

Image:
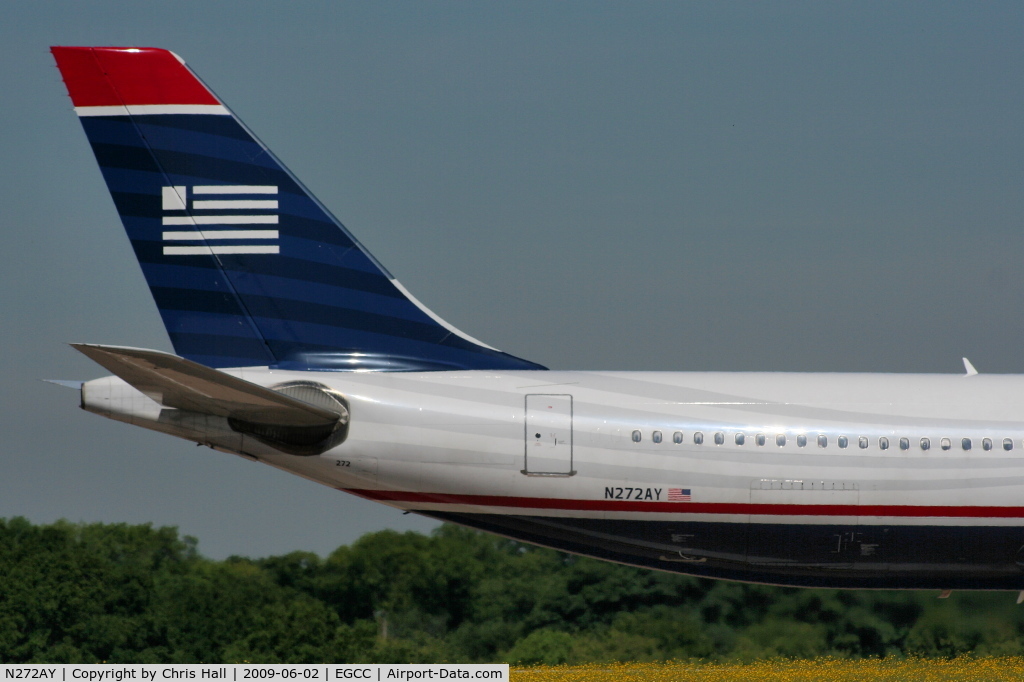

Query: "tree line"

xmin=2 ymin=517 xmax=1024 ymax=663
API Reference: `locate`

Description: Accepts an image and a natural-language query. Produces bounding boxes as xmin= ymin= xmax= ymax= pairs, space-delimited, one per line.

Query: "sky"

xmin=3 ymin=2 xmax=1024 ymax=559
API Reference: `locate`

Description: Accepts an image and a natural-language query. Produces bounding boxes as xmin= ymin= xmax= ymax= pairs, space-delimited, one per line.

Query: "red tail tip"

xmin=51 ymin=46 xmax=219 ymax=108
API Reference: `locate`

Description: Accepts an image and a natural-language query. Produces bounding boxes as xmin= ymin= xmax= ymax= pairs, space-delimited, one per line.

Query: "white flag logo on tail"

xmin=160 ymin=185 xmax=280 ymax=255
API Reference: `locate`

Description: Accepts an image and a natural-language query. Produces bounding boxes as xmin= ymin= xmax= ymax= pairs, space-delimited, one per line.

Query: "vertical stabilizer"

xmin=52 ymin=47 xmax=544 ymax=372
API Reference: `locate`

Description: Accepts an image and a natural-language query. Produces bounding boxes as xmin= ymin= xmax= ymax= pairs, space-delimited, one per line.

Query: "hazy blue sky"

xmin=3 ymin=2 xmax=1024 ymax=559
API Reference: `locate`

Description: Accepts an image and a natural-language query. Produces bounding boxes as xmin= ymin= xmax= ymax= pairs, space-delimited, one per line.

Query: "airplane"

xmin=48 ymin=46 xmax=1024 ymax=595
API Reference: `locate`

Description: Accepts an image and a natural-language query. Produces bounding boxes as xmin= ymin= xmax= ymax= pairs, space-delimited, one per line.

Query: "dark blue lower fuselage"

xmin=430 ymin=513 xmax=1024 ymax=590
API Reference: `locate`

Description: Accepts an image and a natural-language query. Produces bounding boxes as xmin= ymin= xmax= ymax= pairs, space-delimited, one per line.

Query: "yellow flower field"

xmin=511 ymin=657 xmax=1024 ymax=681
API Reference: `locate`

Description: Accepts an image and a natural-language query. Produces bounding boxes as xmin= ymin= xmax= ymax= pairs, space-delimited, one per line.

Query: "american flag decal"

xmin=667 ymin=488 xmax=692 ymax=502
xmin=160 ymin=185 xmax=280 ymax=255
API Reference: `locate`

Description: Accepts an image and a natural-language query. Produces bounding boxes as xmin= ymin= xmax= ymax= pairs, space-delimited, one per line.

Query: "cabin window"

xmin=797 ymin=434 xmax=807 ymax=447
xmin=652 ymin=430 xmax=663 ymax=444
xmin=735 ymin=433 xmax=745 ymax=446
xmin=631 ymin=430 xmax=641 ymax=443
xmin=693 ymin=431 xmax=704 ymax=445
xmin=714 ymin=432 xmax=725 ymax=445
xmin=817 ymin=434 xmax=828 ymax=448
xmin=776 ymin=434 xmax=786 ymax=446
xmin=920 ymin=437 xmax=930 ymax=451
xmin=859 ymin=436 xmax=868 ymax=449
xmin=756 ymin=433 xmax=766 ymax=446
xmin=899 ymin=437 xmax=910 ymax=450
xmin=1004 ymin=438 xmax=1014 ymax=451
xmin=939 ymin=438 xmax=951 ymax=451
xmin=983 ymin=437 xmax=993 ymax=451
xmin=838 ymin=436 xmax=849 ymax=449
xmin=879 ymin=437 xmax=889 ymax=450
xmin=962 ymin=438 xmax=972 ymax=451
xmin=673 ymin=431 xmax=683 ymax=444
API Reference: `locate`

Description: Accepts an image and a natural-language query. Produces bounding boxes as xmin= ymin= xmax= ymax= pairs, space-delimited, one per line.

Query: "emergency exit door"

xmin=523 ymin=394 xmax=575 ymax=476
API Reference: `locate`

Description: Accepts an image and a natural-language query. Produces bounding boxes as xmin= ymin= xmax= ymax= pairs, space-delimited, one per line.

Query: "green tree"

xmin=6 ymin=517 xmax=1024 ymax=664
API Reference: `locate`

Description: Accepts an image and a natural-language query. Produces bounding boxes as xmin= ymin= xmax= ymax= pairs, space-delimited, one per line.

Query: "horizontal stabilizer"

xmin=72 ymin=344 xmax=339 ymax=428
xmin=44 ymin=379 xmax=85 ymax=390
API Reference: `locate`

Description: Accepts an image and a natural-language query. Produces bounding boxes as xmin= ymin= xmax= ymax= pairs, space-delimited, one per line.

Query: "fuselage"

xmin=83 ymin=368 xmax=1024 ymax=590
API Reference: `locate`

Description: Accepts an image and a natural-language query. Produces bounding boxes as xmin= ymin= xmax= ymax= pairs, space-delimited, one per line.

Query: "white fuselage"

xmin=81 ymin=368 xmax=1024 ymax=589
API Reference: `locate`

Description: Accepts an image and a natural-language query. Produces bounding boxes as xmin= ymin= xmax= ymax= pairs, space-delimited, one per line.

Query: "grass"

xmin=511 ymin=657 xmax=1024 ymax=681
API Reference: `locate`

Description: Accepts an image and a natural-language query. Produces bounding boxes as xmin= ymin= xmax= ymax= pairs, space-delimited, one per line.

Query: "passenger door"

xmin=523 ymin=394 xmax=575 ymax=476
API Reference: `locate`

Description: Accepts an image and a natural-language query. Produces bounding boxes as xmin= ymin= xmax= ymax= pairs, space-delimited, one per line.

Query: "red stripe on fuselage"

xmin=344 ymin=489 xmax=1024 ymax=519
xmin=51 ymin=47 xmax=219 ymax=107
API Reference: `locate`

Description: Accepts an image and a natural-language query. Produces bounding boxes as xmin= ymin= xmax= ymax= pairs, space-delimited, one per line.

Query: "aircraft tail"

xmin=51 ymin=46 xmax=544 ymax=372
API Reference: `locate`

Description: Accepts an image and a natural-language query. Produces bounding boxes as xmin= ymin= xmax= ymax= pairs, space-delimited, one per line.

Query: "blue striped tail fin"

xmin=52 ymin=46 xmax=544 ymax=372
